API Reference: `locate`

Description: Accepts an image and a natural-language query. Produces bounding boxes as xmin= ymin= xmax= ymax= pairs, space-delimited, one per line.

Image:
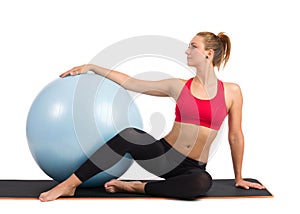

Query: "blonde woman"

xmin=39 ymin=32 xmax=265 ymax=202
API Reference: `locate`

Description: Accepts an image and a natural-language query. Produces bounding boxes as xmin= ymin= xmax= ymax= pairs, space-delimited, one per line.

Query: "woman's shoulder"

xmin=167 ymin=78 xmax=190 ymax=87
xmin=168 ymin=78 xmax=190 ymax=100
xmin=222 ymin=81 xmax=243 ymax=103
xmin=222 ymin=81 xmax=243 ymax=113
xmin=222 ymin=81 xmax=242 ymax=93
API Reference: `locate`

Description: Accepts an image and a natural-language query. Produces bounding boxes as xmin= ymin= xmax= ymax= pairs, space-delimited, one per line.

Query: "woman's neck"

xmin=195 ymin=66 xmax=217 ymax=86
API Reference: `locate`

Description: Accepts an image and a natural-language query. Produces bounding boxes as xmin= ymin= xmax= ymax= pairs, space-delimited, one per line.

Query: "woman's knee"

xmin=198 ymin=171 xmax=212 ymax=190
xmin=180 ymin=171 xmax=212 ymax=200
xmin=118 ymin=127 xmax=144 ymax=140
xmin=118 ymin=127 xmax=156 ymax=146
xmin=119 ymin=127 xmax=144 ymax=134
xmin=190 ymin=171 xmax=212 ymax=197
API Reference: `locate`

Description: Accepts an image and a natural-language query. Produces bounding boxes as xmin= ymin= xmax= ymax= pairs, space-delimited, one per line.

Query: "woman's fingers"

xmin=236 ymin=180 xmax=266 ymax=190
xmin=235 ymin=182 xmax=250 ymax=189
xmin=59 ymin=65 xmax=87 ymax=78
xmin=59 ymin=70 xmax=70 ymax=78
xmin=248 ymin=182 xmax=266 ymax=189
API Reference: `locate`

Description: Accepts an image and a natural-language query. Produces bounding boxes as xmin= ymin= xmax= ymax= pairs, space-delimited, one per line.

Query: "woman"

xmin=39 ymin=32 xmax=265 ymax=202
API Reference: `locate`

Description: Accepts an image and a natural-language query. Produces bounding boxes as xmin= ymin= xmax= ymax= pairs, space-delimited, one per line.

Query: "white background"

xmin=0 ymin=0 xmax=299 ymax=213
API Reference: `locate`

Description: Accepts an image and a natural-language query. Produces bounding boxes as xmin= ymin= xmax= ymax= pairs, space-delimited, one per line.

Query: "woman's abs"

xmin=164 ymin=122 xmax=218 ymax=163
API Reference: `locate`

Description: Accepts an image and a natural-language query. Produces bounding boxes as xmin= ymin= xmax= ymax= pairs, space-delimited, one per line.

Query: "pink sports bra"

xmin=175 ymin=78 xmax=228 ymax=130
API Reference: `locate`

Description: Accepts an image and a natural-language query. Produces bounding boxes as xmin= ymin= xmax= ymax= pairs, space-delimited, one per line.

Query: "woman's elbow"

xmin=228 ymin=131 xmax=244 ymax=145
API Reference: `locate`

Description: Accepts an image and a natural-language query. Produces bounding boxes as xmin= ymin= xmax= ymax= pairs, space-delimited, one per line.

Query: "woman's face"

xmin=185 ymin=36 xmax=208 ymax=67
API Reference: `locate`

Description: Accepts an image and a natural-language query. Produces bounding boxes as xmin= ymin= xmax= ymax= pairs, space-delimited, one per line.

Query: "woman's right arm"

xmin=60 ymin=64 xmax=182 ymax=98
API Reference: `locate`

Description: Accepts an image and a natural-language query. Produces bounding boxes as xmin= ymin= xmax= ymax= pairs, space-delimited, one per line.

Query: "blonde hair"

xmin=196 ymin=32 xmax=231 ymax=70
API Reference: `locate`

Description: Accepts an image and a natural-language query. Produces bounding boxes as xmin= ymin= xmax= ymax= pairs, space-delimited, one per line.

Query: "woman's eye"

xmin=189 ymin=45 xmax=197 ymax=49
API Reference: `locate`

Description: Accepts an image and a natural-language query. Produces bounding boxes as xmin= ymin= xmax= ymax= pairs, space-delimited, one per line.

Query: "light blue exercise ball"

xmin=26 ymin=73 xmax=143 ymax=187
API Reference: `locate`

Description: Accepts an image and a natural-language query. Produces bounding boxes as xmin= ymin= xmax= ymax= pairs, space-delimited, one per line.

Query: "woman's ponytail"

xmin=217 ymin=32 xmax=231 ymax=70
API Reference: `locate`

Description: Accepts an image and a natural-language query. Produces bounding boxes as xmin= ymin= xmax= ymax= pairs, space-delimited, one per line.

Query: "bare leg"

xmin=104 ymin=179 xmax=146 ymax=194
xmin=39 ymin=174 xmax=82 ymax=202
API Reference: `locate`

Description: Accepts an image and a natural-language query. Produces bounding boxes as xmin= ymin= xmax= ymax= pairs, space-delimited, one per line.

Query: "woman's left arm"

xmin=226 ymin=83 xmax=265 ymax=190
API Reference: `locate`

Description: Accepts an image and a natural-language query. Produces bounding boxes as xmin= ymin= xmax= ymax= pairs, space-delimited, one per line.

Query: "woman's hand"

xmin=60 ymin=64 xmax=92 ymax=78
xmin=235 ymin=179 xmax=266 ymax=190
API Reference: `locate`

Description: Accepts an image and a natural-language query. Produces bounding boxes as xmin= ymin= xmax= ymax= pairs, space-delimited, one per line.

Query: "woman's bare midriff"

xmin=164 ymin=121 xmax=218 ymax=163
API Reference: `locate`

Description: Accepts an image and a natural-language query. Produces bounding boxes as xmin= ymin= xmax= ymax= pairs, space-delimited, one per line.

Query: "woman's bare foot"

xmin=39 ymin=174 xmax=82 ymax=202
xmin=104 ymin=179 xmax=146 ymax=194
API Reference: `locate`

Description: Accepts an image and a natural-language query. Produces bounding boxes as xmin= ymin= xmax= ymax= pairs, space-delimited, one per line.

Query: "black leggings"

xmin=74 ymin=128 xmax=212 ymax=200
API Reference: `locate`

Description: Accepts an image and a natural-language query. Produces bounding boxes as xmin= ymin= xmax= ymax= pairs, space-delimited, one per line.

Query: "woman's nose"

xmin=185 ymin=48 xmax=190 ymax=55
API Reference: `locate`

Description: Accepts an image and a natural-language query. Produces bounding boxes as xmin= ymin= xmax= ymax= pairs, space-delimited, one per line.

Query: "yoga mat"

xmin=0 ymin=178 xmax=272 ymax=199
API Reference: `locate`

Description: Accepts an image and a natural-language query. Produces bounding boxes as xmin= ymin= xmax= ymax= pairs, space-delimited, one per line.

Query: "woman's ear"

xmin=208 ymin=49 xmax=214 ymax=58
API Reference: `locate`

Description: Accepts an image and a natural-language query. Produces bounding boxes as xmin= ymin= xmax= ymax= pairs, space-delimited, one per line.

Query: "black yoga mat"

xmin=0 ymin=178 xmax=272 ymax=199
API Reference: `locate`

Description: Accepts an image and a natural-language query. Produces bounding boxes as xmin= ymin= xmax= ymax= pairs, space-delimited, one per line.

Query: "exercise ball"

xmin=26 ymin=73 xmax=143 ymax=187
